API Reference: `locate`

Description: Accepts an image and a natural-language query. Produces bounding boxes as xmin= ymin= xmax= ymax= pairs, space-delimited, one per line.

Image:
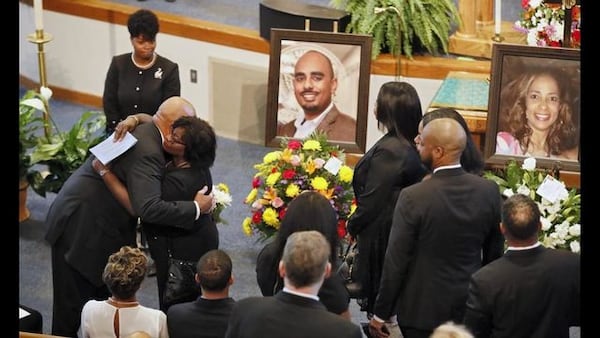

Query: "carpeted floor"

xmin=18 ymin=91 xmax=370 ymax=336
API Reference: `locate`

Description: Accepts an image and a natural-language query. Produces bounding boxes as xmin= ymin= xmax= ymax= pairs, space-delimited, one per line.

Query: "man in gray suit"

xmin=225 ymin=230 xmax=362 ymax=338
xmin=45 ymin=97 xmax=214 ymax=337
xmin=277 ymin=50 xmax=356 ymax=142
xmin=463 ymin=193 xmax=580 ymax=338
xmin=369 ymin=117 xmax=504 ymax=338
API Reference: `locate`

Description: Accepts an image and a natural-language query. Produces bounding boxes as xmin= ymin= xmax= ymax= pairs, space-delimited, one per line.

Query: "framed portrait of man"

xmin=265 ymin=28 xmax=372 ymax=153
xmin=484 ymin=44 xmax=580 ymax=172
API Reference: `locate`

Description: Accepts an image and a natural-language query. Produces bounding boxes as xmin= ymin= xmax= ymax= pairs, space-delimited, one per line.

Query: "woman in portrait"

xmin=346 ymin=81 xmax=428 ymax=318
xmin=495 ymin=66 xmax=579 ymax=160
xmin=255 ymin=191 xmax=351 ymax=319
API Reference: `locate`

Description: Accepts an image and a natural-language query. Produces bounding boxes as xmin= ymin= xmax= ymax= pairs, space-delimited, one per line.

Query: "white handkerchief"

xmin=536 ymin=175 xmax=568 ymax=204
xmin=324 ymin=156 xmax=343 ymax=175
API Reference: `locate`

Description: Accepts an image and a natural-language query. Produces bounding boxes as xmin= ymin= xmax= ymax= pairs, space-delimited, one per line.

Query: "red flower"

xmin=572 ymin=30 xmax=580 ymax=43
xmin=288 ymin=140 xmax=302 ymax=150
xmin=252 ymin=211 xmax=262 ymax=223
xmin=548 ymin=40 xmax=561 ymax=47
xmin=521 ymin=0 xmax=530 ymax=9
xmin=282 ymin=169 xmax=296 ymax=180
xmin=337 ymin=219 xmax=347 ymax=239
xmin=252 ymin=177 xmax=261 ymax=188
xmin=278 ymin=207 xmax=287 ymax=221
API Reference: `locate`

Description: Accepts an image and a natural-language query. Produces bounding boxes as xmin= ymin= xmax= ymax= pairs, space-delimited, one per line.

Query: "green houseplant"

xmin=330 ymin=0 xmax=461 ymax=59
xmin=19 ymin=87 xmax=106 ymax=197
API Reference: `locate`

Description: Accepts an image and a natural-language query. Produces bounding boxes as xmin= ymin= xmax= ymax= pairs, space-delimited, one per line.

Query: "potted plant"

xmin=330 ymin=0 xmax=461 ymax=59
xmin=19 ymin=89 xmax=48 ymax=221
xmin=19 ymin=87 xmax=106 ymax=198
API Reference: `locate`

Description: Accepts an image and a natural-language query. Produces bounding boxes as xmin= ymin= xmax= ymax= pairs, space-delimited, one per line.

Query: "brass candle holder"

xmin=27 ymin=29 xmax=53 ymax=137
xmin=491 ymin=33 xmax=505 ymax=42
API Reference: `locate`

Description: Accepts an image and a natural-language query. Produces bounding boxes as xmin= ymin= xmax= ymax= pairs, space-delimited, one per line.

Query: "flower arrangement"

xmin=242 ymin=133 xmax=356 ymax=241
xmin=484 ymin=157 xmax=580 ymax=253
xmin=514 ymin=0 xmax=581 ymax=48
xmin=212 ymin=183 xmax=232 ymax=225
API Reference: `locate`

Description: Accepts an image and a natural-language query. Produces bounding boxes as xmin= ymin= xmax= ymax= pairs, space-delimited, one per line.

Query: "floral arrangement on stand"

xmin=242 ymin=133 xmax=356 ymax=241
xmin=514 ymin=0 xmax=581 ymax=48
xmin=212 ymin=183 xmax=232 ymax=225
xmin=484 ymin=157 xmax=580 ymax=253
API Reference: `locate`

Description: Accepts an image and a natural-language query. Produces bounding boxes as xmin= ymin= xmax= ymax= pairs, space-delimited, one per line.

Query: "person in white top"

xmin=80 ymin=246 xmax=169 ymax=338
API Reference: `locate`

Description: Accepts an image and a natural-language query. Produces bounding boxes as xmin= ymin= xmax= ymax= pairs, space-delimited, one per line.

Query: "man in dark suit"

xmin=45 ymin=97 xmax=215 ymax=337
xmin=368 ymin=117 xmax=505 ymax=338
xmin=225 ymin=230 xmax=362 ymax=338
xmin=463 ymin=193 xmax=580 ymax=338
xmin=277 ymin=50 xmax=356 ymax=142
xmin=167 ymin=249 xmax=236 ymax=338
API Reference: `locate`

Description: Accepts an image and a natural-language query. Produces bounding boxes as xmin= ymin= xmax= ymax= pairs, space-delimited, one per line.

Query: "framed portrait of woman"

xmin=265 ymin=28 xmax=372 ymax=153
xmin=483 ymin=44 xmax=580 ymax=172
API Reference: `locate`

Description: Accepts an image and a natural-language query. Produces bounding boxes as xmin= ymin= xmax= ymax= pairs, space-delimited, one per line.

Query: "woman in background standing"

xmin=346 ymin=81 xmax=427 ymax=318
xmin=103 ymin=8 xmax=180 ymax=134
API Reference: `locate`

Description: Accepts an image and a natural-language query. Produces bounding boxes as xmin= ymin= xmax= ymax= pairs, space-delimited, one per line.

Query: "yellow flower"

xmin=281 ymin=148 xmax=293 ymax=162
xmin=266 ymin=172 xmax=281 ymax=186
xmin=263 ymin=151 xmax=281 ymax=164
xmin=311 ymin=176 xmax=328 ymax=190
xmin=350 ymin=203 xmax=357 ymax=215
xmin=305 ymin=158 xmax=316 ymax=175
xmin=217 ymin=182 xmax=230 ymax=194
xmin=285 ymin=183 xmax=300 ymax=198
xmin=242 ymin=217 xmax=253 ymax=236
xmin=338 ymin=165 xmax=353 ymax=183
xmin=262 ymin=207 xmax=280 ymax=228
xmin=245 ymin=188 xmax=258 ymax=204
xmin=263 ymin=187 xmax=278 ymax=201
xmin=303 ymin=139 xmax=321 ymax=151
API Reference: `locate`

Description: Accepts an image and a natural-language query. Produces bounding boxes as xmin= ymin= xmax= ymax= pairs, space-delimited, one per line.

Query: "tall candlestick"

xmin=494 ymin=0 xmax=501 ymax=34
xmin=34 ymin=0 xmax=44 ymax=31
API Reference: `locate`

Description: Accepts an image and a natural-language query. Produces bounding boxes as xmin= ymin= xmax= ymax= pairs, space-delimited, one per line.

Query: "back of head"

xmin=275 ymin=191 xmax=339 ymax=263
xmin=376 ymin=81 xmax=422 ymax=142
xmin=171 ymin=116 xmax=217 ymax=168
xmin=153 ymin=96 xmax=196 ymax=138
xmin=430 ymin=321 xmax=474 ymax=338
xmin=102 ymin=246 xmax=147 ymax=299
xmin=422 ymin=117 xmax=466 ymax=165
xmin=501 ymin=193 xmax=541 ymax=240
xmin=127 ymin=9 xmax=159 ymax=40
xmin=422 ymin=108 xmax=484 ymax=175
xmin=281 ymin=230 xmax=331 ymax=288
xmin=196 ymin=249 xmax=233 ymax=292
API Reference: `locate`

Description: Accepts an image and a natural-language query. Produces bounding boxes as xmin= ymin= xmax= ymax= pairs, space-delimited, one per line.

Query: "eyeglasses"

xmin=168 ymin=133 xmax=186 ymax=146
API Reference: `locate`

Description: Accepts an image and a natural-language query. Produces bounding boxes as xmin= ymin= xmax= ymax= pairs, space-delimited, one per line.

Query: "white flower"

xmin=516 ymin=185 xmax=531 ymax=196
xmin=213 ymin=187 xmax=232 ymax=207
xmin=569 ymin=241 xmax=580 ymax=253
xmin=522 ymin=157 xmax=536 ymax=170
xmin=530 ymin=0 xmax=543 ymax=8
xmin=540 ymin=217 xmax=552 ymax=231
xmin=502 ymin=188 xmax=514 ymax=198
xmin=40 ymin=86 xmax=53 ymax=101
xmin=568 ymin=224 xmax=581 ymax=237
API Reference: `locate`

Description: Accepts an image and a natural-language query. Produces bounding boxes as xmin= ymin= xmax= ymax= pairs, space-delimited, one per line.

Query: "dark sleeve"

xmin=318 ymin=274 xmax=350 ymax=314
xmin=481 ymin=183 xmax=504 ymax=265
xmin=126 ymin=135 xmax=196 ymax=227
xmin=256 ymin=243 xmax=278 ymax=296
xmin=161 ymin=61 xmax=181 ymax=101
xmin=372 ymin=189 xmax=418 ymax=319
xmin=347 ymin=145 xmax=406 ymax=236
xmin=103 ymin=56 xmax=120 ymax=132
xmin=463 ymin=275 xmax=492 ymax=338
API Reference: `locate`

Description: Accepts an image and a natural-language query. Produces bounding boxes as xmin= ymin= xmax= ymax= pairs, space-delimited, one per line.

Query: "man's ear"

xmin=278 ymin=260 xmax=285 ymax=279
xmin=323 ymin=262 xmax=332 ymax=279
xmin=499 ymin=222 xmax=506 ymax=236
xmin=195 ymin=273 xmax=201 ymax=284
xmin=228 ymin=275 xmax=234 ymax=286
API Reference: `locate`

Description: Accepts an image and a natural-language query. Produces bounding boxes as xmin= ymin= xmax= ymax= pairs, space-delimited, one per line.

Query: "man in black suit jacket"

xmin=369 ymin=117 xmax=504 ymax=338
xmin=225 ymin=231 xmax=362 ymax=338
xmin=45 ymin=97 xmax=215 ymax=337
xmin=463 ymin=193 xmax=580 ymax=338
xmin=167 ymin=249 xmax=236 ymax=338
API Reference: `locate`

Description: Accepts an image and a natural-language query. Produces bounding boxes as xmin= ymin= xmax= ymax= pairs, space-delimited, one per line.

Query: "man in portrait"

xmin=277 ymin=50 xmax=356 ymax=142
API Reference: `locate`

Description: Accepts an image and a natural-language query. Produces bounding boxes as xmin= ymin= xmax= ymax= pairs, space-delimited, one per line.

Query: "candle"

xmin=495 ymin=0 xmax=501 ymax=35
xmin=34 ymin=0 xmax=44 ymax=31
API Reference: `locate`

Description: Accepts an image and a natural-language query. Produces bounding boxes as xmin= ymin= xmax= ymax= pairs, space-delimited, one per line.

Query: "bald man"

xmin=277 ymin=50 xmax=356 ymax=142
xmin=368 ymin=117 xmax=504 ymax=338
xmin=45 ymin=96 xmax=214 ymax=337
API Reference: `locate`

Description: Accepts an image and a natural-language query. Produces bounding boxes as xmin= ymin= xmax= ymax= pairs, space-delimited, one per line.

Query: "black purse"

xmin=336 ymin=241 xmax=362 ymax=299
xmin=162 ymin=238 xmax=199 ymax=307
